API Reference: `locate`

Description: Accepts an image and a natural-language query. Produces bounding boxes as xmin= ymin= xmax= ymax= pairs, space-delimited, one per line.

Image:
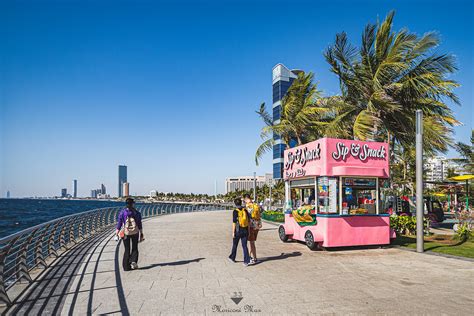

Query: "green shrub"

xmin=454 ymin=223 xmax=472 ymax=242
xmin=453 ymin=210 xmax=473 ymax=241
xmin=262 ymin=210 xmax=285 ymax=223
xmin=390 ymin=215 xmax=429 ymax=236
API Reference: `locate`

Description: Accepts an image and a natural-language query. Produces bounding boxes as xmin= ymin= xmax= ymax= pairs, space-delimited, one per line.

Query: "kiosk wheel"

xmin=305 ymin=231 xmax=317 ymax=250
xmin=279 ymin=226 xmax=289 ymax=242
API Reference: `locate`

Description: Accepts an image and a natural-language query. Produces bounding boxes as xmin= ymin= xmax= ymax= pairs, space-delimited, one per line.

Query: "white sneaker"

xmin=131 ymin=262 xmax=138 ymax=270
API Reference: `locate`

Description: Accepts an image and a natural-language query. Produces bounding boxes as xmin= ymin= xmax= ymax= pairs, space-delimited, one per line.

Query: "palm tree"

xmin=255 ymin=72 xmax=326 ymax=165
xmin=454 ymin=129 xmax=474 ymax=174
xmin=391 ymin=142 xmax=416 ymax=194
xmin=323 ymin=11 xmax=460 ymax=155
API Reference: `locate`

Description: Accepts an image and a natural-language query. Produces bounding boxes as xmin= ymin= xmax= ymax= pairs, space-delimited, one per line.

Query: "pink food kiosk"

xmin=279 ymin=137 xmax=392 ymax=249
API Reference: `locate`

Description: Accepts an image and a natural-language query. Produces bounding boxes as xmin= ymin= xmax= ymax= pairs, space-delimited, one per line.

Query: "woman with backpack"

xmin=116 ymin=198 xmax=144 ymax=271
xmin=228 ymin=198 xmax=251 ymax=266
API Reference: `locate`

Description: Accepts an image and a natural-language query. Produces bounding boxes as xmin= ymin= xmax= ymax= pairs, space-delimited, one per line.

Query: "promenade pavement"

xmin=4 ymin=211 xmax=474 ymax=315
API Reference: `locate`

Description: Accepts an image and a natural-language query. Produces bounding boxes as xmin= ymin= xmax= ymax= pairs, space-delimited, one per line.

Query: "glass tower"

xmin=118 ymin=165 xmax=127 ymax=197
xmin=272 ymin=64 xmax=299 ymax=179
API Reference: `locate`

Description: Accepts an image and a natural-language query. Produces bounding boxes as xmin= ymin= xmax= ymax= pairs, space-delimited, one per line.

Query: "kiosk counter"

xmin=279 ymin=138 xmax=394 ymax=249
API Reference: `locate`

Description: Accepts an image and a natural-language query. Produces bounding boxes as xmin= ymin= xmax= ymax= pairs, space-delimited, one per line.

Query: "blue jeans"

xmin=229 ymin=228 xmax=250 ymax=264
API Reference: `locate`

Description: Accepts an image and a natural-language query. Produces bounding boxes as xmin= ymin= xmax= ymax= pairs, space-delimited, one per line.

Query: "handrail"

xmin=0 ymin=202 xmax=232 ymax=306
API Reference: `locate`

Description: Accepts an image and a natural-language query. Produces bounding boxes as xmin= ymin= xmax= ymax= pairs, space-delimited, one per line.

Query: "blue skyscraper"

xmin=118 ymin=165 xmax=127 ymax=197
xmin=272 ymin=64 xmax=301 ymax=179
xmin=61 ymin=188 xmax=67 ymax=198
xmin=6 ymin=191 xmax=10 ymax=198
xmin=72 ymin=179 xmax=77 ymax=198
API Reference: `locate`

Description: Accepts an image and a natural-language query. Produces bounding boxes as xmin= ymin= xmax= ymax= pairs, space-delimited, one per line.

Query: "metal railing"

xmin=0 ymin=202 xmax=232 ymax=306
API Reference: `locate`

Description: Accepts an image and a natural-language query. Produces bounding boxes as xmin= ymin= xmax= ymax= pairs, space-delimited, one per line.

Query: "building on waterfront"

xmin=123 ymin=182 xmax=130 ymax=197
xmin=6 ymin=191 xmax=10 ymax=198
xmin=101 ymin=184 xmax=106 ymax=195
xmin=150 ymin=190 xmax=158 ymax=197
xmin=225 ymin=173 xmax=272 ymax=194
xmin=90 ymin=189 xmax=98 ymax=198
xmin=118 ymin=165 xmax=127 ymax=197
xmin=72 ymin=179 xmax=77 ymax=198
xmin=61 ymin=188 xmax=67 ymax=198
xmin=272 ymin=64 xmax=301 ymax=179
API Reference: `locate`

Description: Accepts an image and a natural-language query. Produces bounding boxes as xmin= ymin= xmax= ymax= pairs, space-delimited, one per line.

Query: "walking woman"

xmin=116 ymin=198 xmax=144 ymax=271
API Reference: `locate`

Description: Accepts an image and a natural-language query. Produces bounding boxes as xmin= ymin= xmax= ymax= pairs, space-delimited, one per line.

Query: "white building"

xmin=425 ymin=156 xmax=445 ymax=183
xmin=425 ymin=156 xmax=466 ymax=184
xmin=225 ymin=173 xmax=273 ymax=194
xmin=122 ymin=182 xmax=130 ymax=197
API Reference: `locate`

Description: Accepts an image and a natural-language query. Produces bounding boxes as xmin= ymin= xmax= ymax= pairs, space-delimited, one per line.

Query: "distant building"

xmin=101 ymin=184 xmax=106 ymax=195
xmin=150 ymin=190 xmax=158 ymax=197
xmin=425 ymin=156 xmax=467 ymax=187
xmin=91 ymin=189 xmax=98 ymax=198
xmin=443 ymin=158 xmax=467 ymax=176
xmin=225 ymin=173 xmax=273 ymax=194
xmin=123 ymin=182 xmax=130 ymax=197
xmin=72 ymin=179 xmax=77 ymax=198
xmin=118 ymin=165 xmax=127 ymax=197
xmin=6 ymin=191 xmax=10 ymax=198
xmin=272 ymin=64 xmax=301 ymax=179
xmin=61 ymin=188 xmax=67 ymax=198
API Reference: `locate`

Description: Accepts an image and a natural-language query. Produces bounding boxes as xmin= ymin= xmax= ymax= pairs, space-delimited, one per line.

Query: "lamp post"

xmin=269 ymin=179 xmax=273 ymax=211
xmin=253 ymin=172 xmax=256 ymax=201
xmin=416 ymin=110 xmax=424 ymax=253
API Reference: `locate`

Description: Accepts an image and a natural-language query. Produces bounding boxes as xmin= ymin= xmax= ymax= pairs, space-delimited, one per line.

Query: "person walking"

xmin=228 ymin=198 xmax=251 ymax=266
xmin=116 ymin=198 xmax=144 ymax=271
xmin=244 ymin=194 xmax=262 ymax=264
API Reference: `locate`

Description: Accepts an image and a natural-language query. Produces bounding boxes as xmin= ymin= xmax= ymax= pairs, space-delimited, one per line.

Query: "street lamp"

xmin=416 ymin=110 xmax=424 ymax=253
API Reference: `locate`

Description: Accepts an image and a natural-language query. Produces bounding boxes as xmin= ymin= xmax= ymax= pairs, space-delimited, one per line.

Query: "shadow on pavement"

xmin=258 ymin=252 xmax=302 ymax=263
xmin=2 ymin=229 xmax=115 ymax=316
xmin=139 ymin=258 xmax=205 ymax=270
xmin=259 ymin=227 xmax=278 ymax=231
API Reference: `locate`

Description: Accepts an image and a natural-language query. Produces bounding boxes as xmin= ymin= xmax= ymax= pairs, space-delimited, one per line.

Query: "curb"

xmin=391 ymin=244 xmax=474 ymax=262
xmin=261 ymin=219 xmax=281 ymax=227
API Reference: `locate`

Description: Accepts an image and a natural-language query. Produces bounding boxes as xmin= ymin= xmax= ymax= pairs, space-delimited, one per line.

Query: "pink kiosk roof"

xmin=283 ymin=138 xmax=390 ymax=180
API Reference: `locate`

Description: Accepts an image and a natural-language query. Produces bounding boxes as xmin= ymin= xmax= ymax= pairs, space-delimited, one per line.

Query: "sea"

xmin=0 ymin=198 xmax=128 ymax=239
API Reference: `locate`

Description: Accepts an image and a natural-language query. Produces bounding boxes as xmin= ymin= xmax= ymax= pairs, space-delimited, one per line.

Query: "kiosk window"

xmin=317 ymin=177 xmax=338 ymax=214
xmin=342 ymin=177 xmax=377 ymax=214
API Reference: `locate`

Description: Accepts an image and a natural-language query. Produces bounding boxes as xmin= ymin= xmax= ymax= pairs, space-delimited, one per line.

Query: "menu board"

xmin=343 ymin=178 xmax=376 ymax=187
xmin=328 ymin=178 xmax=338 ymax=213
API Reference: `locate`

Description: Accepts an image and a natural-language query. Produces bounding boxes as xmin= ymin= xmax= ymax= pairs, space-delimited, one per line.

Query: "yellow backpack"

xmin=236 ymin=208 xmax=249 ymax=228
xmin=250 ymin=203 xmax=261 ymax=220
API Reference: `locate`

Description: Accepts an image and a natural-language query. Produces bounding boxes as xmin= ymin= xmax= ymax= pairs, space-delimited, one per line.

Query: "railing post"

xmin=78 ymin=216 xmax=85 ymax=241
xmin=107 ymin=209 xmax=112 ymax=227
xmin=48 ymin=220 xmax=62 ymax=258
xmin=92 ymin=212 xmax=100 ymax=233
xmin=35 ymin=224 xmax=51 ymax=269
xmin=100 ymin=210 xmax=106 ymax=228
xmin=69 ymin=218 xmax=78 ymax=246
xmin=16 ymin=230 xmax=37 ymax=284
xmin=0 ymin=237 xmax=19 ymax=306
xmin=59 ymin=219 xmax=71 ymax=250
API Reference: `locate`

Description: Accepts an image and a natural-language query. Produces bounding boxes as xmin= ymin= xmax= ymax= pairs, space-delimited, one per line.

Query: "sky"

xmin=1 ymin=0 xmax=473 ymax=197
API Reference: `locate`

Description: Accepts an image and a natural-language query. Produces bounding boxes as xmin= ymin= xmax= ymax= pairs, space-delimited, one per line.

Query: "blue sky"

xmin=1 ymin=0 xmax=473 ymax=197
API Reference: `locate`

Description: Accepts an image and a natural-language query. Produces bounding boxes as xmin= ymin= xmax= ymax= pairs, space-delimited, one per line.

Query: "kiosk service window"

xmin=342 ymin=177 xmax=377 ymax=215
